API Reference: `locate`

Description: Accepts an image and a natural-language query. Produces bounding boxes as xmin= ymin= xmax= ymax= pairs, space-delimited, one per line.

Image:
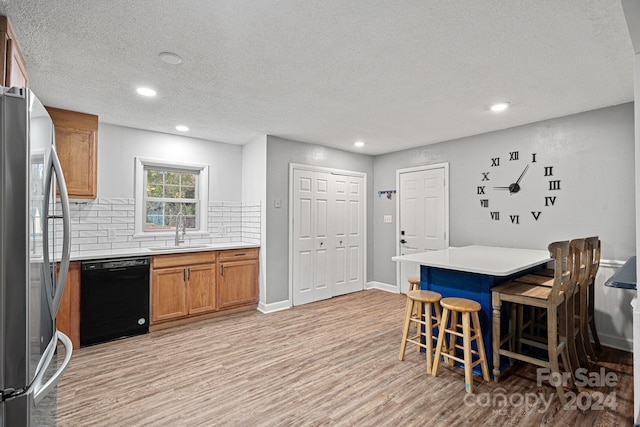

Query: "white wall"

xmin=373 ymin=103 xmax=635 ymax=286
xmin=97 ymin=123 xmax=243 ymax=201
xmin=242 ymin=136 xmax=268 ymax=310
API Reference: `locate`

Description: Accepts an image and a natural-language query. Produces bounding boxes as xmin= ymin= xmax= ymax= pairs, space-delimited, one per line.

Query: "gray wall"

xmin=97 ymin=123 xmax=243 ymax=200
xmin=265 ymin=136 xmax=375 ymax=304
xmin=373 ymin=103 xmax=635 ymax=285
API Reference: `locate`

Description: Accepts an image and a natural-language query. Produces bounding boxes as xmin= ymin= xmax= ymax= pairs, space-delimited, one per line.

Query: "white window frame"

xmin=134 ymin=157 xmax=209 ymax=237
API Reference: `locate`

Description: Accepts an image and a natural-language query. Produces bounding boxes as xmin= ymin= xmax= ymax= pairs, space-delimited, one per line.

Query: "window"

xmin=135 ymin=158 xmax=209 ymax=236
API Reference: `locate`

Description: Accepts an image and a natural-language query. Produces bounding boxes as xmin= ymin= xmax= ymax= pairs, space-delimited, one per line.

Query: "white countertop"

xmin=392 ymin=245 xmax=551 ymax=276
xmin=70 ymin=242 xmax=260 ymax=261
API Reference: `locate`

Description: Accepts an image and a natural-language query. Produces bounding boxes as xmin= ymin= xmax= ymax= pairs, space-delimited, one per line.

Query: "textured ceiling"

xmin=0 ymin=0 xmax=634 ymax=155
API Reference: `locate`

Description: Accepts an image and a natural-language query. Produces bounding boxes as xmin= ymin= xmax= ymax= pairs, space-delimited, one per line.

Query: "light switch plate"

xmin=274 ymin=198 xmax=282 ymax=208
xmin=383 ymin=215 xmax=392 ymax=223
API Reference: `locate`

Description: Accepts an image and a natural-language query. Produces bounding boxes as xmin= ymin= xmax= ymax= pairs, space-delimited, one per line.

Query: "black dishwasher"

xmin=80 ymin=257 xmax=150 ymax=346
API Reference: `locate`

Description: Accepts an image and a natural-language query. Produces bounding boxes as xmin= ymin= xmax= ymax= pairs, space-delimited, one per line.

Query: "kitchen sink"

xmin=147 ymin=245 xmax=210 ymax=252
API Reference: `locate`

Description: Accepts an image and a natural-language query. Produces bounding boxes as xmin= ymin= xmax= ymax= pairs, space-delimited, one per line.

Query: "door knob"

xmin=400 ymin=239 xmax=407 ymax=244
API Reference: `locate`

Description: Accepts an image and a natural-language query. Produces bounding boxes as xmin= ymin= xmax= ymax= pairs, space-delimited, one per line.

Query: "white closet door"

xmin=332 ymin=174 xmax=364 ymax=296
xmin=292 ymin=166 xmax=366 ymax=306
xmin=313 ymin=172 xmax=332 ymax=301
xmin=292 ymin=169 xmax=332 ymax=305
xmin=292 ymin=169 xmax=315 ymax=305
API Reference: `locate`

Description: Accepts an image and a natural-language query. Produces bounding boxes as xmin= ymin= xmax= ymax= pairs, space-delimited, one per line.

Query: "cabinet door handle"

xmin=183 ymin=268 xmax=186 ymax=282
xmin=235 ymin=253 xmax=246 ymax=257
xmin=188 ymin=267 xmax=191 ymax=281
xmin=221 ymin=264 xmax=224 ymax=277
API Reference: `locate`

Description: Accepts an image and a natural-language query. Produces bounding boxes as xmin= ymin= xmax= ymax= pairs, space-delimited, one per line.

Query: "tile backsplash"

xmin=56 ymin=198 xmax=260 ymax=254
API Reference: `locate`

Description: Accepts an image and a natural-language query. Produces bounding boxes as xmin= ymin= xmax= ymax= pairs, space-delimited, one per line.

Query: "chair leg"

xmin=513 ymin=303 xmax=520 ymax=358
xmin=425 ymin=302 xmax=434 ymax=375
xmin=574 ymin=288 xmax=591 ymax=368
xmin=462 ymin=312 xmax=473 ymax=393
xmin=547 ymin=306 xmax=568 ymax=406
xmin=472 ymin=311 xmax=490 ymax=382
xmin=564 ymin=294 xmax=582 ymax=372
xmin=491 ymin=295 xmax=502 ymax=381
xmin=588 ymin=283 xmax=602 ymax=351
xmin=432 ymin=307 xmax=449 ymax=377
xmin=558 ymin=299 xmax=574 ymax=377
xmin=415 ymin=301 xmax=423 ymax=352
xmin=398 ymin=298 xmax=413 ymax=361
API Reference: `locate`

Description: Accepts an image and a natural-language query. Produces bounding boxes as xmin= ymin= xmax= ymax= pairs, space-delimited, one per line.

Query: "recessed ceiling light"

xmin=159 ymin=52 xmax=183 ymax=65
xmin=490 ymin=102 xmax=510 ymax=112
xmin=175 ymin=125 xmax=189 ymax=132
xmin=136 ymin=87 xmax=157 ymax=97
xmin=354 ymin=141 xmax=365 ymax=148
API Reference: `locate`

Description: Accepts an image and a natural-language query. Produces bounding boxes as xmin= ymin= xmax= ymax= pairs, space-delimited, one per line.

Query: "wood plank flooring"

xmin=57 ymin=290 xmax=634 ymax=426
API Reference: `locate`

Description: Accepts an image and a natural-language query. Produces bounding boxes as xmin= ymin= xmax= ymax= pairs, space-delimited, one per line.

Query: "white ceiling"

xmin=0 ymin=0 xmax=634 ymax=155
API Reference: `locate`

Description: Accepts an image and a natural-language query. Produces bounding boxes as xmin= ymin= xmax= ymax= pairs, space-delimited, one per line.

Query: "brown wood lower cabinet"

xmin=56 ymin=261 xmax=81 ymax=349
xmin=150 ymin=248 xmax=259 ymax=329
xmin=218 ymin=249 xmax=259 ymax=310
xmin=151 ymin=252 xmax=216 ymax=324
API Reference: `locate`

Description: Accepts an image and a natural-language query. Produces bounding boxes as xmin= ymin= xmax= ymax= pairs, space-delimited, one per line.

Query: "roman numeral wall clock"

xmin=477 ymin=151 xmax=560 ymax=224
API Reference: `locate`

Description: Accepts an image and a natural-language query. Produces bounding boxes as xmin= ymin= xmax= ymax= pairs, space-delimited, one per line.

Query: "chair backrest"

xmin=570 ymin=238 xmax=588 ymax=290
xmin=548 ymin=240 xmax=578 ymax=303
xmin=584 ymin=236 xmax=601 ymax=285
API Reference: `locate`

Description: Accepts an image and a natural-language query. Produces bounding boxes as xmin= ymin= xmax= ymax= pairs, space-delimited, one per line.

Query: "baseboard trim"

xmin=257 ymin=299 xmax=291 ymax=314
xmin=366 ymin=281 xmax=399 ymax=293
xmin=599 ymin=332 xmax=633 ymax=352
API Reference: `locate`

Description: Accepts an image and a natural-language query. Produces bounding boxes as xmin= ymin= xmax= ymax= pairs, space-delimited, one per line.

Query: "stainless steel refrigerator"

xmin=0 ymin=87 xmax=72 ymax=426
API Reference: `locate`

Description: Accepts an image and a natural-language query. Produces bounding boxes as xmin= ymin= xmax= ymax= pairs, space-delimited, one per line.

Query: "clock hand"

xmin=515 ymin=164 xmax=529 ymax=185
xmin=493 ymin=186 xmax=511 ymax=190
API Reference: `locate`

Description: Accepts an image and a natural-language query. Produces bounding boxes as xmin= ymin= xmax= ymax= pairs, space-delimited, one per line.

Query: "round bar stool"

xmin=398 ymin=290 xmax=443 ymax=375
xmin=432 ymin=297 xmax=490 ymax=393
xmin=408 ymin=275 xmax=421 ymax=291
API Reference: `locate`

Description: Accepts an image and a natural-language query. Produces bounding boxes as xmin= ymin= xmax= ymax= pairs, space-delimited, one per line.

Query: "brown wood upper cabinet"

xmin=46 ymin=107 xmax=98 ymax=199
xmin=0 ymin=15 xmax=28 ymax=87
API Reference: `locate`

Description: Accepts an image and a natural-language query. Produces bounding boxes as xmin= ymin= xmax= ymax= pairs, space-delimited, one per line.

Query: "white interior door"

xmin=332 ymin=174 xmax=364 ymax=296
xmin=292 ymin=169 xmax=332 ymax=305
xmin=292 ymin=166 xmax=366 ymax=306
xmin=397 ymin=165 xmax=448 ymax=293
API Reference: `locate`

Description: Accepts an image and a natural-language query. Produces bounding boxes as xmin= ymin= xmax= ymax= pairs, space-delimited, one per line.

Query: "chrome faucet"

xmin=175 ymin=212 xmax=186 ymax=246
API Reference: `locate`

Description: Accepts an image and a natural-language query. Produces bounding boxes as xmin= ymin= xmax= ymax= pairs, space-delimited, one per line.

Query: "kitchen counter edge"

xmin=70 ymin=243 xmax=261 ymax=261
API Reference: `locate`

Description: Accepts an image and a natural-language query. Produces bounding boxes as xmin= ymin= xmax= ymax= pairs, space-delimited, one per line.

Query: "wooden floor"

xmin=57 ymin=290 xmax=634 ymax=426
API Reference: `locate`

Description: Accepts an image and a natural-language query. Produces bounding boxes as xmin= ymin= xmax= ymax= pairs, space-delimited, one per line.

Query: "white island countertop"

xmin=392 ymin=245 xmax=551 ymax=276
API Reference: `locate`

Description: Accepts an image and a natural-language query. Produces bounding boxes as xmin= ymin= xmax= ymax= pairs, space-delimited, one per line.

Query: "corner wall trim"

xmin=257 ymin=299 xmax=291 ymax=314
xmin=366 ymin=281 xmax=399 ymax=293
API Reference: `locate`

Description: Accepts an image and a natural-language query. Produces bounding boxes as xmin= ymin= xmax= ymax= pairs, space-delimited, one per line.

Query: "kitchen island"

xmin=392 ymin=245 xmax=551 ymax=375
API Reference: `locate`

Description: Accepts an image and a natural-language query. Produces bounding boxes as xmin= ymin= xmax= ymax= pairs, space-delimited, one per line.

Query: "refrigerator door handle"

xmin=32 ymin=331 xmax=73 ymax=405
xmin=42 ymin=145 xmax=71 ymax=318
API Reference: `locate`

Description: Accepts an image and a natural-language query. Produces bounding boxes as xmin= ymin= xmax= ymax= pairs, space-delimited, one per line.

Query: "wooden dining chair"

xmin=568 ymin=238 xmax=591 ymax=369
xmin=583 ymin=236 xmax=602 ymax=357
xmin=491 ymin=240 xmax=578 ymax=405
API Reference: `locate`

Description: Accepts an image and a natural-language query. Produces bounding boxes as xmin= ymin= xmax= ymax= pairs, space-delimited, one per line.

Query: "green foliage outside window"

xmin=144 ymin=168 xmax=199 ymax=231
